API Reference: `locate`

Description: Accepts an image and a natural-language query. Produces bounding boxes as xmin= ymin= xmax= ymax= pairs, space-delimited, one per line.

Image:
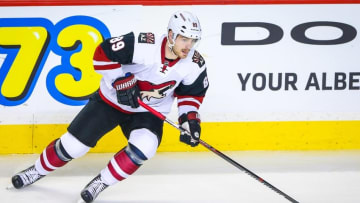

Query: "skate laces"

xmin=85 ymin=175 xmax=108 ymax=199
xmin=18 ymin=166 xmax=44 ymax=186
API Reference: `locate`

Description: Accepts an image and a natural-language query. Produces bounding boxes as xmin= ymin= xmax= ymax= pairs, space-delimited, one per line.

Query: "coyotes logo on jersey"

xmin=138 ymin=32 xmax=155 ymax=44
xmin=138 ymin=80 xmax=176 ymax=101
xmin=192 ymin=50 xmax=205 ymax=68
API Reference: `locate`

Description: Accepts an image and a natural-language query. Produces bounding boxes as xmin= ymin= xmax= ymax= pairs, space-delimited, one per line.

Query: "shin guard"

xmin=35 ymin=139 xmax=72 ymax=175
xmin=101 ymin=144 xmax=146 ymax=185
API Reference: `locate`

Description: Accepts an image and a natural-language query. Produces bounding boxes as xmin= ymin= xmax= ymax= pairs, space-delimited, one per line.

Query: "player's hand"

xmin=112 ymin=73 xmax=140 ymax=108
xmin=179 ymin=111 xmax=201 ymax=147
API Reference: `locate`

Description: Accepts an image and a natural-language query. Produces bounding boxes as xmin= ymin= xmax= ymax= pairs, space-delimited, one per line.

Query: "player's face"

xmin=173 ymin=35 xmax=198 ymax=59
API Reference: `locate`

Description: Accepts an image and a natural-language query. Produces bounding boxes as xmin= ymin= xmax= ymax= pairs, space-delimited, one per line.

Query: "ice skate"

xmin=11 ymin=165 xmax=45 ymax=189
xmin=80 ymin=174 xmax=108 ymax=203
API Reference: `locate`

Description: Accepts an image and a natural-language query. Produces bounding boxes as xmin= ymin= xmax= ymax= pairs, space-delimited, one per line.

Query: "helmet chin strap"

xmin=166 ymin=34 xmax=178 ymax=57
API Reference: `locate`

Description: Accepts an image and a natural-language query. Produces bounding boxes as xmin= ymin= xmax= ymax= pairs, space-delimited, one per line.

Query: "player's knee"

xmin=128 ymin=128 xmax=159 ymax=160
xmin=60 ymin=132 xmax=90 ymax=159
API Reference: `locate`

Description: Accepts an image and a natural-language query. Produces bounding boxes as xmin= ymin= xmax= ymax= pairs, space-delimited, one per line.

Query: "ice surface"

xmin=1 ymin=151 xmax=360 ymax=203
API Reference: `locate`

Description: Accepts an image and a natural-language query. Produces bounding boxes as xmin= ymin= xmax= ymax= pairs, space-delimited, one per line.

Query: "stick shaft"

xmin=137 ymin=99 xmax=298 ymax=203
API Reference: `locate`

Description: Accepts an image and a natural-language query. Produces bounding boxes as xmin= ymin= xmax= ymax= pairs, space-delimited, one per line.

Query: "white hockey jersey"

xmin=93 ymin=32 xmax=209 ymax=116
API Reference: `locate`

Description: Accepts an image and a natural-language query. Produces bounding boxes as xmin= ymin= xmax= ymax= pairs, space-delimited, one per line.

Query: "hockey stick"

xmin=137 ymin=98 xmax=299 ymax=203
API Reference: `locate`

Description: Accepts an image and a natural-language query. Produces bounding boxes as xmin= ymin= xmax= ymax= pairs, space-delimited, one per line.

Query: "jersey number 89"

xmin=110 ymin=36 xmax=125 ymax=51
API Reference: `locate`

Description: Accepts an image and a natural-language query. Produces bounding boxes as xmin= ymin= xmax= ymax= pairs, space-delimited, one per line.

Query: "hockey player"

xmin=10 ymin=11 xmax=209 ymax=202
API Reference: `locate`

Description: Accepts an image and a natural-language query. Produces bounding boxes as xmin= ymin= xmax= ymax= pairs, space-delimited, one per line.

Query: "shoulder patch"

xmin=138 ymin=32 xmax=155 ymax=44
xmin=192 ymin=50 xmax=205 ymax=68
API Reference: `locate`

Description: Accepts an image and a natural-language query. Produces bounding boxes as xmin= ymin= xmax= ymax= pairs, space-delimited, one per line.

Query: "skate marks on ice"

xmin=5 ymin=183 xmax=14 ymax=190
xmin=1 ymin=151 xmax=360 ymax=203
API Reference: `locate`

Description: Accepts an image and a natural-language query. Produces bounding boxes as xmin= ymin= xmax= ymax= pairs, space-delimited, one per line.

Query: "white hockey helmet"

xmin=167 ymin=11 xmax=202 ymax=47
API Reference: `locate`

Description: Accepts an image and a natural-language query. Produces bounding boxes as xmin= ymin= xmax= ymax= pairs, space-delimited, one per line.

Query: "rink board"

xmin=1 ymin=2 xmax=360 ymax=153
xmin=1 ymin=120 xmax=359 ymax=154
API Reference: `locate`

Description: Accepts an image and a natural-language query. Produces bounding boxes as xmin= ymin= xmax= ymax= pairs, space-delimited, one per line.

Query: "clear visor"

xmin=177 ymin=34 xmax=201 ymax=49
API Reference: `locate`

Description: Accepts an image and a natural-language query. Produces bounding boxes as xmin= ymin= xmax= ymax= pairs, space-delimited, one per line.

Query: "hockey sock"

xmin=35 ymin=139 xmax=72 ymax=175
xmin=100 ymin=143 xmax=147 ymax=185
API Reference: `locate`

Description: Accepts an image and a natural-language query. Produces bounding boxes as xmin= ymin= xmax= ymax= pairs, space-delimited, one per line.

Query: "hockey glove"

xmin=179 ymin=111 xmax=201 ymax=147
xmin=112 ymin=73 xmax=140 ymax=108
